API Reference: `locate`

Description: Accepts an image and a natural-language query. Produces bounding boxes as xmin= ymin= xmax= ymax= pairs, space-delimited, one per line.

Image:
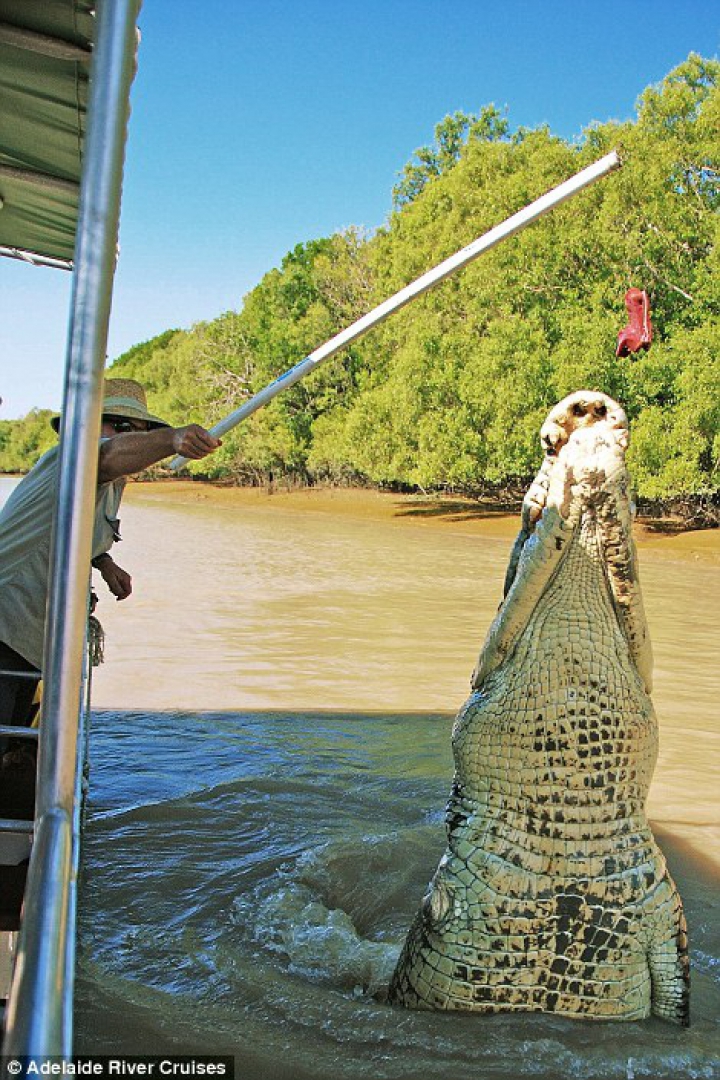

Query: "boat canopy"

xmin=0 ymin=0 xmax=97 ymax=268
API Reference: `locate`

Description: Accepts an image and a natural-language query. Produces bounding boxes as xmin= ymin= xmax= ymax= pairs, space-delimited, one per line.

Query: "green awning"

xmin=0 ymin=0 xmax=96 ymax=267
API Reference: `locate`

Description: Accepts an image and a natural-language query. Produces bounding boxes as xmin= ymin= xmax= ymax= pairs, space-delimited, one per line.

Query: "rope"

xmin=88 ymin=614 xmax=105 ymax=667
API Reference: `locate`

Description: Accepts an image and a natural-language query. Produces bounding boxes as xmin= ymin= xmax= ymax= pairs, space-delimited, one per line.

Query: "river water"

xmin=1 ymin=478 xmax=718 ymax=1078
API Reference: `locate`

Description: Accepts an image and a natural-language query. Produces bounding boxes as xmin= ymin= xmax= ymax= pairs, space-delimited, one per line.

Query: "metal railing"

xmin=2 ymin=0 xmax=141 ymax=1058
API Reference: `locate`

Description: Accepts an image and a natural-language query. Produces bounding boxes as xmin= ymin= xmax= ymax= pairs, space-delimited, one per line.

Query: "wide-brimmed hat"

xmin=51 ymin=378 xmax=170 ymax=432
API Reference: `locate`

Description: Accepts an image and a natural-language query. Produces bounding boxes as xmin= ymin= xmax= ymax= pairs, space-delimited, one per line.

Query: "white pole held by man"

xmin=170 ymin=150 xmax=621 ymax=470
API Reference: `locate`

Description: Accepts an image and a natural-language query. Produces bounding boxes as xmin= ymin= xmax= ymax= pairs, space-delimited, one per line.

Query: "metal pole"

xmin=37 ymin=0 xmax=139 ymax=818
xmin=171 ymin=150 xmax=621 ymax=469
xmin=3 ymin=0 xmax=140 ymax=1058
xmin=0 ymin=246 xmax=73 ymax=270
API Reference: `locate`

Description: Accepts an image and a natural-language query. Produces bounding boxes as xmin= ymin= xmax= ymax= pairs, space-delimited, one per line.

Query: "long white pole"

xmin=171 ymin=149 xmax=621 ymax=470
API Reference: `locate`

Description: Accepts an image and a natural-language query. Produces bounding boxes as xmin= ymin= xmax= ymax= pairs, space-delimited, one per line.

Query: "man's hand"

xmin=92 ymin=553 xmax=133 ymax=601
xmin=171 ymin=424 xmax=222 ymax=461
xmin=98 ymin=423 xmax=222 ymax=482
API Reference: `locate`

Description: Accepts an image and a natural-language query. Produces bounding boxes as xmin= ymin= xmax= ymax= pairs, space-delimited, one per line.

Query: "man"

xmin=0 ymin=378 xmax=221 ymax=728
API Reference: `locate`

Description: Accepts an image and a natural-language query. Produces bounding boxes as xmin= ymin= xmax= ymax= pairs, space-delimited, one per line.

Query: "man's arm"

xmin=97 ymin=424 xmax=221 ymax=483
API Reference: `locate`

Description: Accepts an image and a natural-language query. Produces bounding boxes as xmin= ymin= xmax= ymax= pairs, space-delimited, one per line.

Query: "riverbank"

xmin=126 ymin=479 xmax=720 ymax=564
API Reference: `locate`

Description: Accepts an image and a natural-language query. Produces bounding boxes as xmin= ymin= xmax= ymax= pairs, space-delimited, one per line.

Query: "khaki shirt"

xmin=0 ymin=444 xmax=125 ymax=669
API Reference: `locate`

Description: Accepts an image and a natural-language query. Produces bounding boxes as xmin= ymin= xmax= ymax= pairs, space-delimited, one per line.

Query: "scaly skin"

xmin=388 ymin=391 xmax=689 ymax=1025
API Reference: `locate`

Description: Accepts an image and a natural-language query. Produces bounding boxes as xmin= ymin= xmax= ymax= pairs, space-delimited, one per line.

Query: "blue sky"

xmin=1 ymin=0 xmax=718 ymax=418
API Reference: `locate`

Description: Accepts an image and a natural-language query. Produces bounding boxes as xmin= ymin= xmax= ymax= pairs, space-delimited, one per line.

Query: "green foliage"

xmin=5 ymin=56 xmax=719 ymax=512
xmin=392 ymin=106 xmax=510 ymax=209
xmin=627 ymin=322 xmax=720 ymax=498
xmin=0 ymin=410 xmax=56 ymax=472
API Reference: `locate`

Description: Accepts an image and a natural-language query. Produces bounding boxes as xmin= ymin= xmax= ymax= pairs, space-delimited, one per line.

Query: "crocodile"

xmin=388 ymin=391 xmax=689 ymax=1025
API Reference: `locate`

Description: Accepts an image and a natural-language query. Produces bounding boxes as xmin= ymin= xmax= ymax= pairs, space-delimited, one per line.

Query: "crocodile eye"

xmin=572 ymin=403 xmax=585 ymax=417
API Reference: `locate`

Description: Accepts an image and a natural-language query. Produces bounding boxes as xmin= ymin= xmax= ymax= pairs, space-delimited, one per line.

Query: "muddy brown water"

xmin=1 ymin=479 xmax=718 ymax=1077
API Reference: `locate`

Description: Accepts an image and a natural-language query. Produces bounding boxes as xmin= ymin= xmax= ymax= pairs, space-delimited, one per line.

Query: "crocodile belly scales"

xmin=388 ymin=392 xmax=689 ymax=1025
